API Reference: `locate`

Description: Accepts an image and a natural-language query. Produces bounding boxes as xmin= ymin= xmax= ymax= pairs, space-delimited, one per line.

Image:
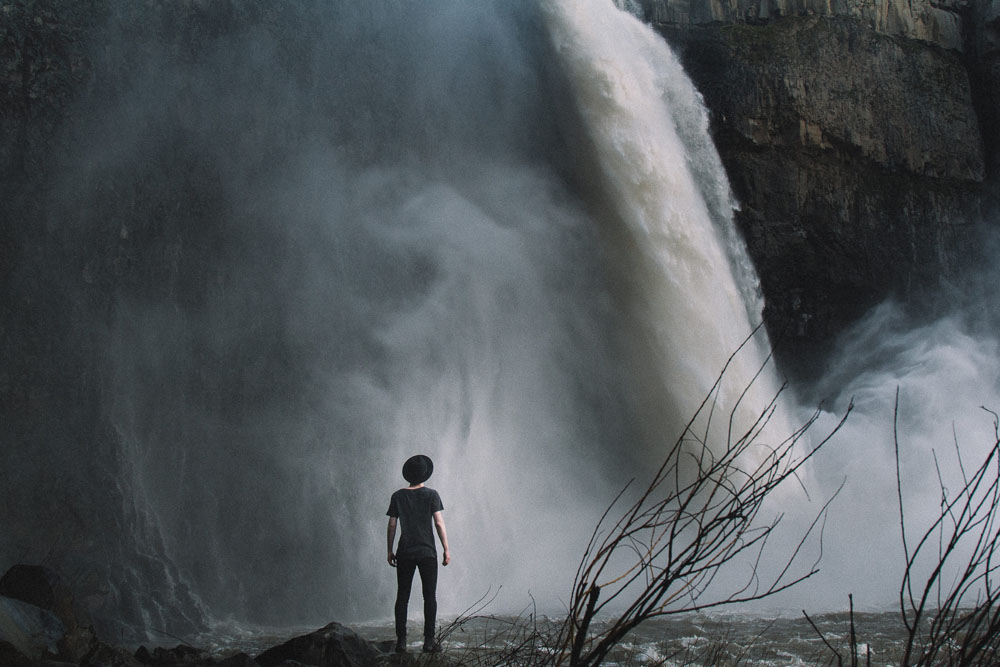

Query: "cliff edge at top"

xmin=640 ymin=0 xmax=971 ymax=51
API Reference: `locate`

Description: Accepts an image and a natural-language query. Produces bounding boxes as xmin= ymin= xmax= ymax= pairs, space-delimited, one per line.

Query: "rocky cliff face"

xmin=641 ymin=0 xmax=971 ymax=50
xmin=636 ymin=0 xmax=999 ymax=374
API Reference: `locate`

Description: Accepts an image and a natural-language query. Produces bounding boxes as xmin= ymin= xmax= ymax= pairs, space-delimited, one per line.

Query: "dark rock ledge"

xmin=0 ymin=565 xmax=456 ymax=667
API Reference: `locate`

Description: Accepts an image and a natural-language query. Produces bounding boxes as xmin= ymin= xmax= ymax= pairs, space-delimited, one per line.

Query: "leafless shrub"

xmin=807 ymin=392 xmax=1000 ymax=667
xmin=895 ymin=396 xmax=1000 ymax=666
xmin=803 ymin=594 xmax=871 ymax=667
xmin=547 ymin=333 xmax=852 ymax=667
xmin=434 ymin=589 xmax=554 ymax=666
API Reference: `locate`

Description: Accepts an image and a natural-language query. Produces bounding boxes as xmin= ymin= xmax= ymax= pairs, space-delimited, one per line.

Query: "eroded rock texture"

xmin=640 ymin=1 xmax=998 ymax=371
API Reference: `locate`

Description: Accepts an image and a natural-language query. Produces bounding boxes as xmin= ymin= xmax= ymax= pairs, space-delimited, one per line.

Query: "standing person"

xmin=387 ymin=454 xmax=451 ymax=653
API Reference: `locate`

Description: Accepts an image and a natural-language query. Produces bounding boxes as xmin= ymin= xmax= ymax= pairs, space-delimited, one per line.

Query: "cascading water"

xmin=540 ymin=0 xmax=789 ymax=464
xmin=76 ymin=0 xmax=786 ymax=636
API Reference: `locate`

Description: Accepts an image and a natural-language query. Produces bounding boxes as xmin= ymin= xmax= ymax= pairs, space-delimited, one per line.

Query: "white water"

xmin=541 ymin=0 xmax=790 ymax=465
xmin=355 ymin=0 xmax=791 ymax=618
xmin=538 ymin=0 xmax=1000 ymax=621
xmin=92 ymin=0 xmax=794 ymax=633
xmin=770 ymin=302 xmax=1000 ymax=612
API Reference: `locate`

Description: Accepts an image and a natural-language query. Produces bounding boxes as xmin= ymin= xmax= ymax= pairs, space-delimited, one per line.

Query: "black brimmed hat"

xmin=402 ymin=454 xmax=434 ymax=485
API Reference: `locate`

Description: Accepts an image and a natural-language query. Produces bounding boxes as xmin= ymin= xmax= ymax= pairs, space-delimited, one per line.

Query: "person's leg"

xmin=395 ymin=558 xmax=418 ymax=649
xmin=415 ymin=556 xmax=439 ymax=646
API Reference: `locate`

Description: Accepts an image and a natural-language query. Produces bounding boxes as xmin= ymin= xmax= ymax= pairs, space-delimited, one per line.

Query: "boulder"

xmin=80 ymin=641 xmax=146 ymax=667
xmin=0 ymin=564 xmax=98 ymax=662
xmin=0 ymin=565 xmax=78 ymax=629
xmin=255 ymin=622 xmax=380 ymax=667
xmin=0 ymin=594 xmax=65 ymax=662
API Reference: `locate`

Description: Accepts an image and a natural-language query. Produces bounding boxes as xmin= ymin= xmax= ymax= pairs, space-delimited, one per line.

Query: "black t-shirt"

xmin=387 ymin=487 xmax=444 ymax=560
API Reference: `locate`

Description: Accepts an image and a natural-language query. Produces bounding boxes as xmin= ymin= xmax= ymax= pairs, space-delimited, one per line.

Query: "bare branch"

xmin=551 ymin=329 xmax=853 ymax=667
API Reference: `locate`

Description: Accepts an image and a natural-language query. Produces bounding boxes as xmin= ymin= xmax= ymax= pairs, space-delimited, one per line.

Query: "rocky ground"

xmin=0 ymin=564 xmax=463 ymax=667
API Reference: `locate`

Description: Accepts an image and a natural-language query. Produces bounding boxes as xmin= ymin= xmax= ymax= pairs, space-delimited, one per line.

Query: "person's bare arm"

xmin=386 ymin=516 xmax=397 ymax=567
xmin=433 ymin=510 xmax=450 ymax=566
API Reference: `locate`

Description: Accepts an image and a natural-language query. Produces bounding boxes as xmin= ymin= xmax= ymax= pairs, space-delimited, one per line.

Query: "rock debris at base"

xmin=0 ymin=564 xmax=459 ymax=667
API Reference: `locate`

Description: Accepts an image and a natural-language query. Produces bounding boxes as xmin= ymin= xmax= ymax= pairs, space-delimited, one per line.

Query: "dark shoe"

xmin=422 ymin=639 xmax=442 ymax=653
xmin=395 ymin=638 xmax=407 ymax=653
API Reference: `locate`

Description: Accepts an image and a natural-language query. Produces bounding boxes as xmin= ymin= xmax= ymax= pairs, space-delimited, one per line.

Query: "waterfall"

xmin=540 ymin=0 xmax=788 ymax=466
xmin=5 ymin=0 xmax=793 ymax=638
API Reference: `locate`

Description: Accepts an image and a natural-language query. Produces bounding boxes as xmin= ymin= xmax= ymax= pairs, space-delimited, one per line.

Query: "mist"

xmin=33 ymin=0 xmax=779 ymax=633
xmin=62 ymin=0 xmax=641 ymax=629
xmin=757 ymin=232 xmax=1000 ymax=613
xmin=4 ymin=0 xmax=997 ymax=644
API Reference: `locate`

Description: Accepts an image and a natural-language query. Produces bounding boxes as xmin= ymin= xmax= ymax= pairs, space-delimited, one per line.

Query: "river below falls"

xmin=192 ymin=609 xmax=912 ymax=665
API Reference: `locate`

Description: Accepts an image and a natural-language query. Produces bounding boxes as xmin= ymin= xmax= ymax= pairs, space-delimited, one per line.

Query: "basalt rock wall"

xmin=638 ymin=0 xmax=999 ymax=373
xmin=641 ymin=0 xmax=971 ymax=50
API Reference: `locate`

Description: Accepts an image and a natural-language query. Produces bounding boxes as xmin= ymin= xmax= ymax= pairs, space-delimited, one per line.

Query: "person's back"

xmin=386 ymin=455 xmax=450 ymax=653
xmin=389 ymin=486 xmax=442 ymax=560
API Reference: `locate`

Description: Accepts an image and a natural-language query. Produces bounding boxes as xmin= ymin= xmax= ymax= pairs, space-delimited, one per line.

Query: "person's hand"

xmin=442 ymin=550 xmax=450 ymax=566
xmin=388 ymin=552 xmax=396 ymax=567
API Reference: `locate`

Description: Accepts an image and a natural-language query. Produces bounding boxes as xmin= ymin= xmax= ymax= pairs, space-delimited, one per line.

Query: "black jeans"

xmin=394 ymin=556 xmax=438 ymax=640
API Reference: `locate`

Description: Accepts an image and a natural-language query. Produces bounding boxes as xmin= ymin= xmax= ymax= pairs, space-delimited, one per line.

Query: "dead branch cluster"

xmin=807 ymin=393 xmax=1000 ymax=667
xmin=894 ymin=399 xmax=1000 ymax=666
xmin=549 ymin=340 xmax=852 ymax=667
xmin=441 ymin=338 xmax=1000 ymax=667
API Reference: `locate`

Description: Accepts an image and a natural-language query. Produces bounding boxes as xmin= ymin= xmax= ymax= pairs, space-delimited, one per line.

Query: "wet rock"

xmin=133 ymin=643 xmax=213 ymax=666
xmin=0 ymin=565 xmax=79 ymax=629
xmin=373 ymin=641 xmax=396 ymax=654
xmin=255 ymin=622 xmax=381 ymax=667
xmin=373 ymin=650 xmax=458 ymax=666
xmin=0 ymin=639 xmax=39 ymax=667
xmin=669 ymin=17 xmax=983 ymax=180
xmin=0 ymin=594 xmax=65 ymax=662
xmin=61 ymin=623 xmax=100 ymax=664
xmin=80 ymin=641 xmax=146 ymax=667
xmin=215 ymin=653 xmax=258 ymax=667
xmin=0 ymin=564 xmax=98 ymax=662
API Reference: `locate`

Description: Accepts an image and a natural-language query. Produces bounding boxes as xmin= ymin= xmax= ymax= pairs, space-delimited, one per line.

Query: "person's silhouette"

xmin=386 ymin=454 xmax=450 ymax=653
